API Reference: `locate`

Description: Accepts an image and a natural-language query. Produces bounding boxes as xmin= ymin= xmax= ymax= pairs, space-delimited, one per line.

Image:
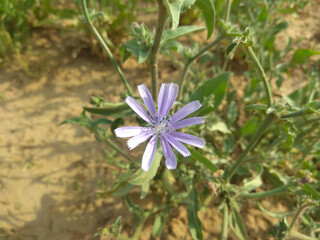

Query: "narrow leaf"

xmin=196 ymin=0 xmax=215 ymax=39
xmin=188 ymin=148 xmax=217 ymax=172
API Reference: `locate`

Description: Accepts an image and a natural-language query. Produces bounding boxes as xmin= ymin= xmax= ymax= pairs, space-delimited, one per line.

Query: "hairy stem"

xmin=224 ymin=114 xmax=274 ymax=181
xmin=221 ymin=204 xmax=229 ymax=240
xmin=246 ymin=46 xmax=273 ymax=107
xmin=80 ymin=0 xmax=133 ymax=96
xmin=178 ymin=35 xmax=223 ymax=100
xmin=148 ymin=0 xmax=167 ymax=100
xmin=288 ymin=203 xmax=310 ymax=231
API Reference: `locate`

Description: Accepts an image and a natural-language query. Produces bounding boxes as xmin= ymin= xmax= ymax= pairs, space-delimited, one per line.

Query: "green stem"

xmin=148 ymin=0 xmax=167 ymax=100
xmin=105 ymin=138 xmax=134 ymax=162
xmin=80 ymin=0 xmax=133 ymax=96
xmin=246 ymin=46 xmax=273 ymax=107
xmin=224 ymin=114 xmax=274 ymax=181
xmin=178 ymin=35 xmax=223 ymax=100
xmin=241 ymin=183 xmax=291 ymax=199
xmin=288 ymin=203 xmax=310 ymax=232
xmin=221 ymin=204 xmax=229 ymax=240
xmin=225 ymin=0 xmax=233 ymax=23
xmin=132 ymin=220 xmax=145 ymax=240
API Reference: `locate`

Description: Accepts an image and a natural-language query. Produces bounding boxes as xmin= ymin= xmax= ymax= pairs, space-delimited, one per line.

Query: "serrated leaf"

xmin=161 ymin=26 xmax=205 ymax=45
xmin=128 ymin=150 xmax=162 ymax=185
xmin=190 ymin=72 xmax=232 ymax=109
xmin=196 ymin=0 xmax=215 ymax=39
xmin=188 ymin=148 xmax=217 ymax=172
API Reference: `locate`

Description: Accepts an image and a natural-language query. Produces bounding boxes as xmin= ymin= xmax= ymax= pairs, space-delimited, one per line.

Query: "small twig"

xmin=80 ymin=0 xmax=133 ymax=96
xmin=148 ymin=0 xmax=167 ymax=100
xmin=178 ymin=34 xmax=224 ymax=100
xmin=245 ymin=46 xmax=273 ymax=107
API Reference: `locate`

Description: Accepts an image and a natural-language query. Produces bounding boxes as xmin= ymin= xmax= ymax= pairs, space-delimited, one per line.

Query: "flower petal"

xmin=158 ymin=83 xmax=178 ymax=118
xmin=160 ymin=136 xmax=177 ymax=169
xmin=163 ymin=133 xmax=190 ymax=157
xmin=125 ymin=96 xmax=153 ymax=124
xmin=138 ymin=84 xmax=156 ymax=118
xmin=171 ymin=117 xmax=204 ymax=130
xmin=170 ymin=100 xmax=202 ymax=123
xmin=127 ymin=130 xmax=153 ymax=150
xmin=141 ymin=135 xmax=158 ymax=172
xmin=168 ymin=132 xmax=205 ymax=148
xmin=114 ymin=126 xmax=145 ymax=138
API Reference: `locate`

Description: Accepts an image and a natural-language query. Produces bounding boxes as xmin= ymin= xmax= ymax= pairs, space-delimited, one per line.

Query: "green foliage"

xmin=62 ymin=0 xmax=320 ymax=239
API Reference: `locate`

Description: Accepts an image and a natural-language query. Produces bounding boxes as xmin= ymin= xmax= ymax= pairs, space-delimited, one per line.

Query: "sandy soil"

xmin=0 ymin=2 xmax=319 ymax=240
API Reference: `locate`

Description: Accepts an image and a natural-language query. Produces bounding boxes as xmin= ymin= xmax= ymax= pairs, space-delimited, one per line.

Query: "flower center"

xmin=151 ymin=115 xmax=171 ymax=136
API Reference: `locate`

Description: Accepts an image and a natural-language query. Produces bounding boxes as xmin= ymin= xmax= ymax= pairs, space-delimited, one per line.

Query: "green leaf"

xmin=164 ymin=0 xmax=196 ymax=29
xmin=152 ymin=215 xmax=165 ymax=237
xmin=243 ymin=104 xmax=268 ymax=111
xmin=230 ymin=209 xmax=248 ymax=240
xmin=140 ymin=182 xmax=150 ymax=199
xmin=227 ymin=101 xmax=237 ymax=125
xmin=301 ymin=184 xmax=320 ymax=200
xmin=123 ymin=38 xmax=151 ymax=63
xmin=196 ymin=0 xmax=215 ymax=39
xmin=109 ymin=216 xmax=122 ymax=237
xmin=241 ymin=118 xmax=259 ymax=137
xmin=164 ymin=0 xmax=183 ymax=30
xmin=291 ymin=49 xmax=320 ymax=65
xmin=188 ymin=148 xmax=217 ymax=172
xmin=161 ymin=26 xmax=205 ymax=45
xmin=83 ymin=102 xmax=132 ymax=117
xmin=208 ymin=121 xmax=231 ymax=134
xmin=187 ymin=182 xmax=203 ymax=240
xmin=128 ymin=150 xmax=163 ymax=185
xmin=190 ymin=72 xmax=232 ymax=109
xmin=239 ymin=165 xmax=263 ymax=194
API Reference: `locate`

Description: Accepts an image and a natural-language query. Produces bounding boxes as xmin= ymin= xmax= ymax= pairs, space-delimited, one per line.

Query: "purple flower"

xmin=114 ymin=83 xmax=205 ymax=171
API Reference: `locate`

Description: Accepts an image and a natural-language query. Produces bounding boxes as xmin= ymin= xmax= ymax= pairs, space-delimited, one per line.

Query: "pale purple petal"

xmin=141 ymin=135 xmax=158 ymax=172
xmin=125 ymin=96 xmax=153 ymax=124
xmin=168 ymin=132 xmax=205 ymax=148
xmin=138 ymin=84 xmax=156 ymax=118
xmin=171 ymin=117 xmax=204 ymax=130
xmin=158 ymin=83 xmax=178 ymax=118
xmin=127 ymin=130 xmax=153 ymax=150
xmin=114 ymin=126 xmax=146 ymax=138
xmin=163 ymin=133 xmax=190 ymax=157
xmin=170 ymin=100 xmax=202 ymax=123
xmin=160 ymin=136 xmax=177 ymax=169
